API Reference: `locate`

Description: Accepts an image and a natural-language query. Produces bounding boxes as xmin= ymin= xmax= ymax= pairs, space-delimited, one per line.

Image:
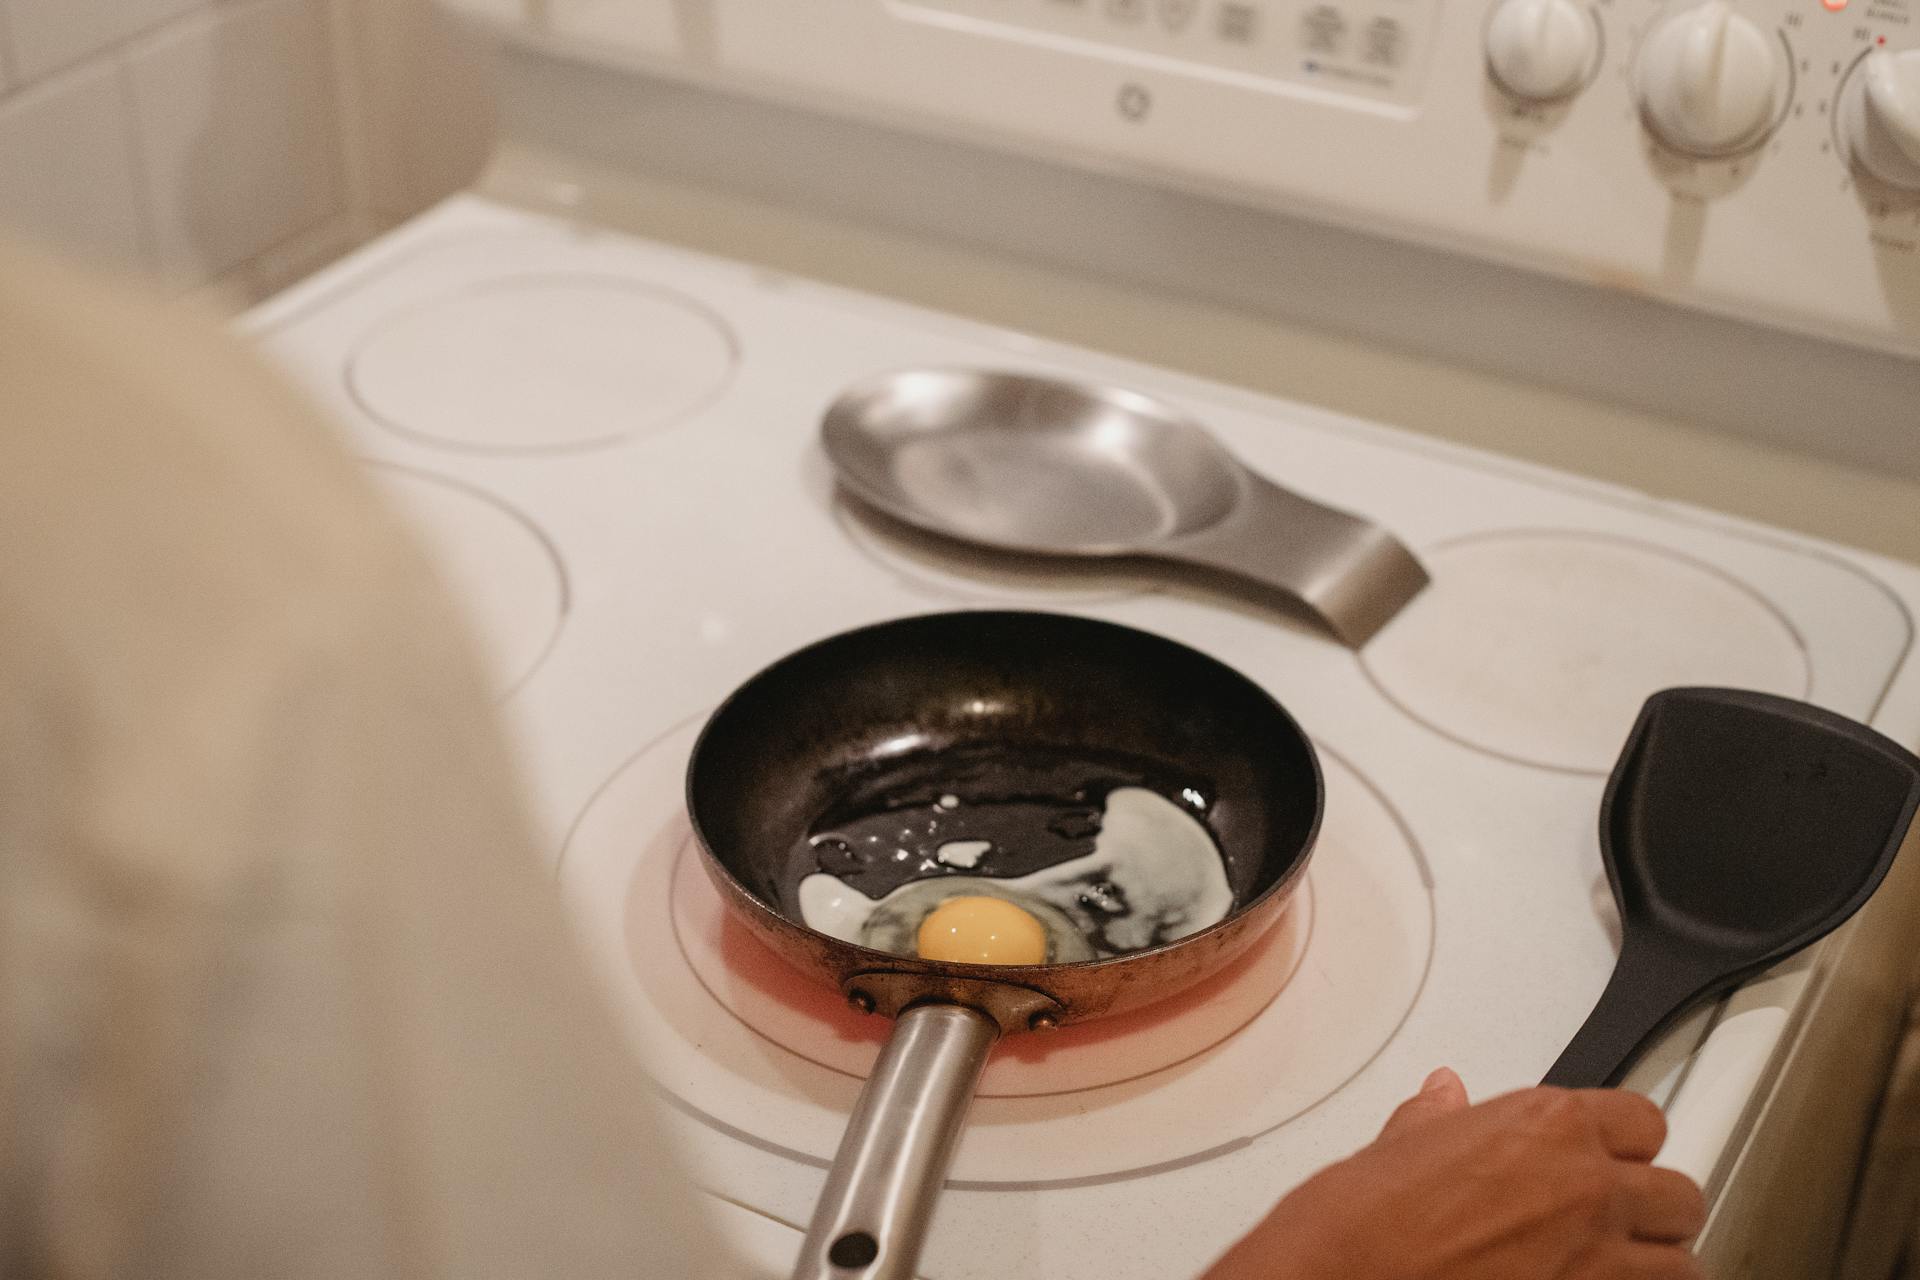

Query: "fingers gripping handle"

xmin=793 ymin=1003 xmax=1001 ymax=1280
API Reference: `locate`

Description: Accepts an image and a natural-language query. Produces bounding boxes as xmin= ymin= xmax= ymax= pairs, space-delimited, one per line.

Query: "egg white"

xmin=797 ymin=785 xmax=1232 ymax=962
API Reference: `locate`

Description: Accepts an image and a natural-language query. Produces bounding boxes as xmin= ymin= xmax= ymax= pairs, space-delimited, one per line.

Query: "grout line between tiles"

xmin=116 ymin=0 xmax=360 ymax=292
xmin=317 ymin=0 xmax=370 ymax=231
xmin=5 ymin=1 xmax=211 ymax=95
xmin=117 ymin=0 xmax=296 ymax=64
xmin=111 ymin=56 xmax=165 ymax=279
xmin=0 ymin=3 xmax=19 ymax=91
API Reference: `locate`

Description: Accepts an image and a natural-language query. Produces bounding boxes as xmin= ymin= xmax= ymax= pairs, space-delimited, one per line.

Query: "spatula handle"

xmin=1542 ymin=941 xmax=1724 ymax=1089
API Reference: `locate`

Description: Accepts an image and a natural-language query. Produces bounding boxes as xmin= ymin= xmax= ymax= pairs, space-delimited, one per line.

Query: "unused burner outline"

xmin=366 ymin=462 xmax=570 ymax=698
xmin=345 ymin=273 xmax=741 ymax=456
xmin=1359 ymin=527 xmax=1813 ymax=776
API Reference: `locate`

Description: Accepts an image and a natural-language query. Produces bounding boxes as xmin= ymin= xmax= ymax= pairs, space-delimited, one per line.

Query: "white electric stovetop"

xmin=248 ymin=195 xmax=1920 ymax=1280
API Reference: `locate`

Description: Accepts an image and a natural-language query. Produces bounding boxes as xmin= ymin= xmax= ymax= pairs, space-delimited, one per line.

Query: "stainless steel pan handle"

xmin=792 ymin=1003 xmax=1001 ymax=1280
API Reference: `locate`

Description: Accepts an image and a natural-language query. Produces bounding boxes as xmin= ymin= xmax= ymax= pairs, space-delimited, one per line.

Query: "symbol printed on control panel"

xmin=1218 ymin=2 xmax=1261 ymax=41
xmin=1118 ymin=82 xmax=1154 ymax=120
xmin=1302 ymin=5 xmax=1348 ymax=53
xmin=1159 ymin=0 xmax=1200 ymax=29
xmin=1363 ymin=16 xmax=1404 ymax=64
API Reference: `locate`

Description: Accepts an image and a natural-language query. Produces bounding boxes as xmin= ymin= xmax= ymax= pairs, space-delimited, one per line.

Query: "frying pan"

xmin=1545 ymin=687 xmax=1920 ymax=1087
xmin=686 ymin=611 xmax=1323 ymax=1280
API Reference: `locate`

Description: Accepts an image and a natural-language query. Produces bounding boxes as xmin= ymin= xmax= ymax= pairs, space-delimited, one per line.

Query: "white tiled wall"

xmin=130 ymin=1 xmax=346 ymax=287
xmin=0 ymin=0 xmax=492 ymax=299
xmin=7 ymin=0 xmax=203 ymax=85
xmin=0 ymin=60 xmax=150 ymax=274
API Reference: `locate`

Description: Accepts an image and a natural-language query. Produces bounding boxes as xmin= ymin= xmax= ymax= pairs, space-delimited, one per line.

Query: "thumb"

xmin=1376 ymin=1067 xmax=1470 ymax=1143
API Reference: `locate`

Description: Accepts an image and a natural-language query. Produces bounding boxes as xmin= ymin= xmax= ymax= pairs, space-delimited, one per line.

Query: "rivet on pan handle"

xmin=843 ymin=971 xmax=1065 ymax=1035
xmin=793 ymin=1004 xmax=1000 ymax=1280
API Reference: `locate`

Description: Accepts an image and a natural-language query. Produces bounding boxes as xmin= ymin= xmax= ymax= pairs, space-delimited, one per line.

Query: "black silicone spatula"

xmin=1543 ymin=687 xmax=1920 ymax=1088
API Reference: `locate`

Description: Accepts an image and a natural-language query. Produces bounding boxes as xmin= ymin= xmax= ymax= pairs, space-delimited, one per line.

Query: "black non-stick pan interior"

xmin=687 ymin=611 xmax=1322 ymax=929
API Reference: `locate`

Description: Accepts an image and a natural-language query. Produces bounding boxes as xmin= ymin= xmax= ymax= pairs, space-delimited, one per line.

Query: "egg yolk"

xmin=916 ymin=895 xmax=1048 ymax=965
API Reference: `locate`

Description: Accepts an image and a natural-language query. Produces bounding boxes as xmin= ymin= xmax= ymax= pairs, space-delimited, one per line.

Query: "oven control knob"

xmin=1485 ymin=0 xmax=1598 ymax=100
xmin=1635 ymin=0 xmax=1781 ymax=155
xmin=1842 ymin=48 xmax=1920 ymax=190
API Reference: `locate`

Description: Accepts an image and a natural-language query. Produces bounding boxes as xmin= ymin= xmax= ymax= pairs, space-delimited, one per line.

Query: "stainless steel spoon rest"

xmin=822 ymin=368 xmax=1429 ymax=646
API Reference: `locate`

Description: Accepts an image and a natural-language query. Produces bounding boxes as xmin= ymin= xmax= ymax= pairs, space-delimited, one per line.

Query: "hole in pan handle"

xmin=1542 ymin=687 xmax=1920 ymax=1089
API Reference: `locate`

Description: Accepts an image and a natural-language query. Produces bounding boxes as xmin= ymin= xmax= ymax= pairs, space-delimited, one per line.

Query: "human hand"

xmin=1201 ymin=1069 xmax=1706 ymax=1280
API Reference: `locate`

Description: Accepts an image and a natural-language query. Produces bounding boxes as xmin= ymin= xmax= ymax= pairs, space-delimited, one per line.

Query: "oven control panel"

xmin=899 ymin=0 xmax=1441 ymax=107
xmin=447 ymin=0 xmax=1920 ymax=358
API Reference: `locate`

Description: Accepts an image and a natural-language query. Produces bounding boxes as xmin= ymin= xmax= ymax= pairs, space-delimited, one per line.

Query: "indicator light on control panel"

xmin=1821 ymin=0 xmax=1847 ymax=12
